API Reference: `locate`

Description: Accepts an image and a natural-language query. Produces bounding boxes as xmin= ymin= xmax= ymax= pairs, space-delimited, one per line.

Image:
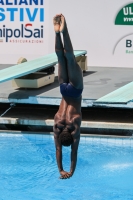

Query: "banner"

xmin=0 ymin=0 xmax=49 ymax=64
xmin=114 ymin=3 xmax=133 ymax=56
xmin=0 ymin=0 xmax=133 ymax=68
xmin=46 ymin=0 xmax=133 ymax=68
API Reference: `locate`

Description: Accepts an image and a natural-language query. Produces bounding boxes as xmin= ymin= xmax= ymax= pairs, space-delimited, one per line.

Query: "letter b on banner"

xmin=126 ymin=40 xmax=132 ymax=47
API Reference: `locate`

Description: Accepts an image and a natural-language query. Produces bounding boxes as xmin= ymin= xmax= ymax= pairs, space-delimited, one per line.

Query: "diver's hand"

xmin=59 ymin=170 xmax=72 ymax=179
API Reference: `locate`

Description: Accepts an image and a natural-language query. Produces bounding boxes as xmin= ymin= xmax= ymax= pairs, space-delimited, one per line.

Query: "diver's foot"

xmin=60 ymin=14 xmax=67 ymax=33
xmin=53 ymin=15 xmax=61 ymax=33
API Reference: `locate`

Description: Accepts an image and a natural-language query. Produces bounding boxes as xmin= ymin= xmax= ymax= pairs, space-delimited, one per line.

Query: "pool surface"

xmin=0 ymin=133 xmax=133 ymax=200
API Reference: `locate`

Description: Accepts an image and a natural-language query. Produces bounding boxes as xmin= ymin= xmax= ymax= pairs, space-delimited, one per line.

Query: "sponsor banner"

xmin=113 ymin=34 xmax=133 ymax=55
xmin=0 ymin=0 xmax=49 ymax=64
xmin=47 ymin=0 xmax=133 ymax=68
xmin=0 ymin=0 xmax=133 ymax=68
xmin=114 ymin=2 xmax=133 ymax=60
xmin=115 ymin=3 xmax=133 ymax=25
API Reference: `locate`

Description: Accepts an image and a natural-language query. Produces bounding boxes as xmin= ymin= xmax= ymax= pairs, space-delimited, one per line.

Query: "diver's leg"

xmin=60 ymin=15 xmax=83 ymax=90
xmin=54 ymin=15 xmax=68 ymax=84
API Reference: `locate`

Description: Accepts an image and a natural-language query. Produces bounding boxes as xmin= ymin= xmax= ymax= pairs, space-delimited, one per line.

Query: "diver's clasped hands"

xmin=59 ymin=170 xmax=73 ymax=179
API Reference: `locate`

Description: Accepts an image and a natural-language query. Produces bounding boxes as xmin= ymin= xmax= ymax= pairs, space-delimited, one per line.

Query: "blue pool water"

xmin=0 ymin=133 xmax=133 ymax=200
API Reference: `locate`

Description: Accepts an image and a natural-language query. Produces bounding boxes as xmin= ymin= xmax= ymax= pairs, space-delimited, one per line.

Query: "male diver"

xmin=53 ymin=14 xmax=83 ymax=179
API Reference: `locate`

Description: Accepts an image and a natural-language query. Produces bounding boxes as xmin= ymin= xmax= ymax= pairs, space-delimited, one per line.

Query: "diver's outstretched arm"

xmin=70 ymin=128 xmax=80 ymax=175
xmin=54 ymin=133 xmax=71 ymax=179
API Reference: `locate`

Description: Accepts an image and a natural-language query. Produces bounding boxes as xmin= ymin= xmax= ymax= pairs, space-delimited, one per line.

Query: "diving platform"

xmin=1 ymin=64 xmax=133 ymax=108
xmin=95 ymin=81 xmax=133 ymax=104
xmin=0 ymin=50 xmax=87 ymax=83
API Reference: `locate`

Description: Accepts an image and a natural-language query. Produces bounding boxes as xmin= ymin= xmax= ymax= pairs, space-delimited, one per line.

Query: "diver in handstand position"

xmin=53 ymin=14 xmax=83 ymax=179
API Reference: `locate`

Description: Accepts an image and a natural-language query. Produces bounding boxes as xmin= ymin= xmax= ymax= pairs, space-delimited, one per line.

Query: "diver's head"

xmin=59 ymin=128 xmax=73 ymax=146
